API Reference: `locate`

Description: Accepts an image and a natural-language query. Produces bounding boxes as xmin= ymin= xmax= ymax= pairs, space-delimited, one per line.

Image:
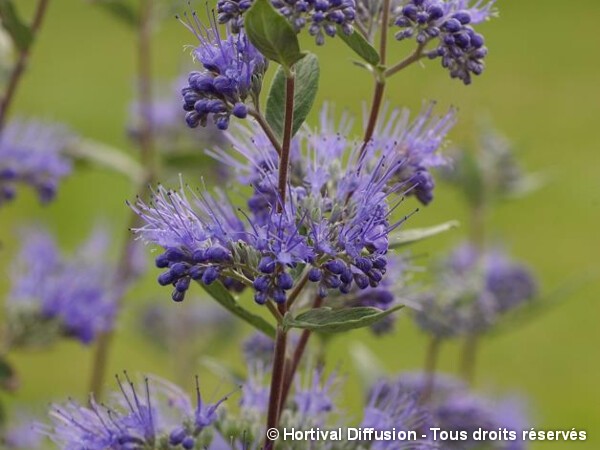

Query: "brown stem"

xmin=277 ymin=75 xmax=295 ymax=211
xmin=277 ymin=295 xmax=323 ymax=421
xmin=379 ymin=0 xmax=391 ymax=66
xmin=248 ymin=109 xmax=282 ymax=156
xmin=460 ymin=335 xmax=479 ymax=386
xmin=421 ymin=336 xmax=441 ymax=403
xmin=359 ymin=79 xmax=385 ymax=157
xmin=0 ymin=0 xmax=50 ymax=131
xmin=88 ymin=0 xmax=157 ymax=400
xmin=264 ymin=326 xmax=287 ymax=450
xmin=384 ymin=43 xmax=426 ymax=78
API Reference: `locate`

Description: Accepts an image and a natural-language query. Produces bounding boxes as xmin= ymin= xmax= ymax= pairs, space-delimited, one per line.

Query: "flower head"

xmin=8 ymin=227 xmax=117 ymax=345
xmin=394 ymin=0 xmax=497 ymax=84
xmin=217 ymin=0 xmax=356 ymax=45
xmin=0 ymin=120 xmax=73 ymax=205
xmin=413 ymin=242 xmax=537 ymax=338
xmin=180 ymin=11 xmax=267 ymax=130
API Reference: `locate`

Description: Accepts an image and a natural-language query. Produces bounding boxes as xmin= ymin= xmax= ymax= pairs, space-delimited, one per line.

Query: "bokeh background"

xmin=1 ymin=0 xmax=599 ymax=448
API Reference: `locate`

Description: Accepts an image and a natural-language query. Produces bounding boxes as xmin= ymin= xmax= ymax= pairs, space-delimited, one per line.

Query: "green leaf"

xmin=0 ymin=0 xmax=33 ymax=51
xmin=66 ymin=139 xmax=144 ymax=184
xmin=336 ymin=26 xmax=380 ymax=66
xmin=91 ymin=0 xmax=139 ymax=27
xmin=0 ymin=357 xmax=17 ymax=392
xmin=244 ymin=0 xmax=304 ymax=69
xmin=266 ymin=52 xmax=319 ymax=139
xmin=283 ymin=305 xmax=404 ymax=333
xmin=389 ymin=220 xmax=459 ymax=249
xmin=199 ymin=280 xmax=276 ymax=338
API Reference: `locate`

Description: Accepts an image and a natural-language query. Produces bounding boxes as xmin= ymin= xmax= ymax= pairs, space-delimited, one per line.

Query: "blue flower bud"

xmin=155 ymin=253 xmax=169 ymax=268
xmin=277 ymin=272 xmax=294 ymax=290
xmin=273 ymin=289 xmax=287 ymax=303
xmin=324 ymin=259 xmax=345 ymax=275
xmin=175 ymin=277 xmax=191 ymax=293
xmin=308 ymin=267 xmax=323 ymax=282
xmin=170 ymin=262 xmax=188 ymax=277
xmin=202 ymin=266 xmax=219 ymax=284
xmin=169 ymin=427 xmax=187 ymax=445
xmin=258 ymin=256 xmax=276 ymax=274
xmin=232 ymin=102 xmax=248 ymax=119
xmin=182 ymin=436 xmax=196 ymax=450
xmin=255 ymin=291 xmax=268 ymax=305
xmin=253 ymin=276 xmax=270 ymax=292
xmin=172 ymin=289 xmax=186 ymax=302
xmin=206 ymin=246 xmax=230 ymax=263
xmin=158 ymin=271 xmax=175 ymax=286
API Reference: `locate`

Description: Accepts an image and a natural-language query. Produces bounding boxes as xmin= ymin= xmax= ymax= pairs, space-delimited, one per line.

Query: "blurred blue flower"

xmin=0 ymin=119 xmax=73 ymax=206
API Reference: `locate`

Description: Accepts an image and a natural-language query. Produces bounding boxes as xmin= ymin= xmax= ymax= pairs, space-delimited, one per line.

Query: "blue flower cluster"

xmin=179 ymin=13 xmax=267 ymax=130
xmin=413 ymin=242 xmax=538 ymax=338
xmin=394 ymin=0 xmax=497 ymax=84
xmin=0 ymin=120 xmax=72 ymax=206
xmin=132 ymin=104 xmax=454 ymax=305
xmin=8 ymin=228 xmax=118 ymax=345
xmin=217 ymin=0 xmax=356 ymax=45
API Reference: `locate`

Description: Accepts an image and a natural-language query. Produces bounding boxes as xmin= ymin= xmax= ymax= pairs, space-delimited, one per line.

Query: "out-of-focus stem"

xmin=421 ymin=336 xmax=441 ymax=403
xmin=0 ymin=0 xmax=50 ymax=131
xmin=460 ymin=334 xmax=478 ymax=385
xmin=88 ymin=0 xmax=157 ymax=400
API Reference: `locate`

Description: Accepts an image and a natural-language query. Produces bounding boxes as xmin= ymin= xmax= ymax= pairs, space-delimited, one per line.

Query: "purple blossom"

xmin=394 ymin=0 xmax=497 ymax=84
xmin=0 ymin=120 xmax=73 ymax=206
xmin=414 ymin=243 xmax=537 ymax=338
xmin=179 ymin=11 xmax=267 ymax=130
xmin=370 ymin=103 xmax=456 ymax=205
xmin=9 ymin=228 xmax=117 ymax=345
xmin=362 ymin=378 xmax=434 ymax=449
xmin=217 ymin=0 xmax=356 ymax=45
xmin=293 ymin=369 xmax=337 ymax=421
xmin=42 ymin=374 xmax=229 ymax=450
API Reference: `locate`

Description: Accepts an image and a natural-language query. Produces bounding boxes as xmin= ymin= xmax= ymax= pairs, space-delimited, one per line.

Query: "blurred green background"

xmin=1 ymin=0 xmax=599 ymax=448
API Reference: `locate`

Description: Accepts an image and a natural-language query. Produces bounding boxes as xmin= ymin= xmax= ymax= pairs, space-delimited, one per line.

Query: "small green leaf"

xmin=66 ymin=139 xmax=144 ymax=184
xmin=283 ymin=305 xmax=404 ymax=333
xmin=266 ymin=52 xmax=319 ymax=139
xmin=244 ymin=0 xmax=304 ymax=69
xmin=0 ymin=0 xmax=33 ymax=51
xmin=389 ymin=220 xmax=459 ymax=249
xmin=199 ymin=280 xmax=276 ymax=338
xmin=91 ymin=0 xmax=139 ymax=27
xmin=336 ymin=26 xmax=380 ymax=66
xmin=0 ymin=357 xmax=18 ymax=392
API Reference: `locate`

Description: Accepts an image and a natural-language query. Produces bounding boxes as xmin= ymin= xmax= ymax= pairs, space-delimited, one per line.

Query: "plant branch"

xmin=421 ymin=336 xmax=441 ymax=403
xmin=461 ymin=335 xmax=479 ymax=386
xmin=88 ymin=0 xmax=157 ymax=400
xmin=277 ymin=74 xmax=295 ymax=211
xmin=277 ymin=294 xmax=323 ymax=421
xmin=248 ymin=108 xmax=282 ymax=155
xmin=384 ymin=42 xmax=426 ymax=78
xmin=264 ymin=326 xmax=287 ymax=450
xmin=0 ymin=0 xmax=50 ymax=131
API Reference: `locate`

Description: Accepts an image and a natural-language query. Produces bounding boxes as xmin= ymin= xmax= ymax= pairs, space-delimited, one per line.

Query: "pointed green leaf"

xmin=389 ymin=220 xmax=459 ymax=249
xmin=266 ymin=52 xmax=319 ymax=139
xmin=244 ymin=0 xmax=304 ymax=69
xmin=283 ymin=305 xmax=404 ymax=333
xmin=91 ymin=0 xmax=139 ymax=27
xmin=336 ymin=26 xmax=380 ymax=66
xmin=199 ymin=280 xmax=276 ymax=338
xmin=0 ymin=0 xmax=33 ymax=51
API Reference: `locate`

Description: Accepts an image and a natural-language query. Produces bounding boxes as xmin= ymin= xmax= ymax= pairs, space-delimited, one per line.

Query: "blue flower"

xmin=370 ymin=103 xmax=456 ymax=205
xmin=9 ymin=227 xmax=117 ymax=345
xmin=394 ymin=0 xmax=497 ymax=84
xmin=0 ymin=120 xmax=73 ymax=206
xmin=217 ymin=0 xmax=356 ymax=45
xmin=413 ymin=243 xmax=538 ymax=338
xmin=179 ymin=11 xmax=267 ymax=130
xmin=43 ymin=374 xmax=229 ymax=450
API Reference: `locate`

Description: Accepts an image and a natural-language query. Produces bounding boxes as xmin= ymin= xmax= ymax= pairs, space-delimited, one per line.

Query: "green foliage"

xmin=266 ymin=53 xmax=319 ymax=139
xmin=90 ymin=0 xmax=139 ymax=27
xmin=336 ymin=26 xmax=380 ymax=66
xmin=389 ymin=220 xmax=459 ymax=249
xmin=0 ymin=0 xmax=33 ymax=51
xmin=200 ymin=281 xmax=276 ymax=338
xmin=283 ymin=305 xmax=404 ymax=333
xmin=244 ymin=0 xmax=304 ymax=70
